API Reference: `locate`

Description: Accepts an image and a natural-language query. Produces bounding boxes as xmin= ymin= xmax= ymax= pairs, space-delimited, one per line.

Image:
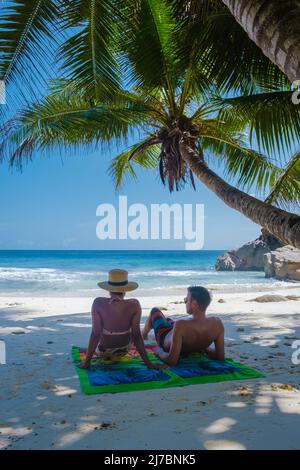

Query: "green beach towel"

xmin=72 ymin=342 xmax=264 ymax=395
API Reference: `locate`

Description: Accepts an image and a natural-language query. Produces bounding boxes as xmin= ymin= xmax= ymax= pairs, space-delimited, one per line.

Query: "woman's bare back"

xmin=93 ymin=297 xmax=137 ymax=349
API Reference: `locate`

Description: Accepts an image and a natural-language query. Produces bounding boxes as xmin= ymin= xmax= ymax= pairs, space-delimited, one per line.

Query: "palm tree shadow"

xmin=0 ymin=306 xmax=299 ymax=449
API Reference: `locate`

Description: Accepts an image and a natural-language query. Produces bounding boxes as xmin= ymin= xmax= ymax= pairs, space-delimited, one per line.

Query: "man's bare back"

xmin=143 ymin=286 xmax=225 ymax=365
xmin=163 ymin=316 xmax=224 ymax=355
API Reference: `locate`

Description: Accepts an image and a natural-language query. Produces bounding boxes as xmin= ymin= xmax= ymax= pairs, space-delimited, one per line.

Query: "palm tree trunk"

xmin=179 ymin=140 xmax=300 ymax=248
xmin=222 ymin=0 xmax=300 ymax=83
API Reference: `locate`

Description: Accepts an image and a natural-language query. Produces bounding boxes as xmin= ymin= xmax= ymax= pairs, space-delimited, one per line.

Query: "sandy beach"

xmin=1 ymin=284 xmax=300 ymax=451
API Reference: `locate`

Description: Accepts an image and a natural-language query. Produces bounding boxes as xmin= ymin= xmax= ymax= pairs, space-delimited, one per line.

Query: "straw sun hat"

xmin=97 ymin=269 xmax=138 ymax=292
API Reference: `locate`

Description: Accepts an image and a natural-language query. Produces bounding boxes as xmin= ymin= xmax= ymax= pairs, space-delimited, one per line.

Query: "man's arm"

xmin=78 ymin=300 xmax=103 ymax=369
xmin=155 ymin=322 xmax=183 ymax=366
xmin=205 ymin=320 xmax=225 ymax=361
xmin=131 ymin=300 xmax=165 ymax=369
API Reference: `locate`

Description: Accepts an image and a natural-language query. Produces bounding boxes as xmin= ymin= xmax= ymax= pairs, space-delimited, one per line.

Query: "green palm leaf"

xmin=266 ymin=150 xmax=300 ymax=211
xmin=58 ymin=0 xmax=122 ymax=99
xmin=0 ymin=0 xmax=60 ymax=90
xmin=172 ymin=0 xmax=221 ymax=20
xmin=198 ymin=119 xmax=281 ymax=194
xmin=108 ymin=139 xmax=160 ymax=188
xmin=181 ymin=8 xmax=289 ymax=95
xmin=0 ymin=88 xmax=157 ymax=168
xmin=122 ymin=0 xmax=178 ymax=110
xmin=215 ymin=91 xmax=300 ymax=156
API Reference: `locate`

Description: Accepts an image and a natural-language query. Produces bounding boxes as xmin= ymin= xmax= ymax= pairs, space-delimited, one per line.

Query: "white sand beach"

xmin=1 ymin=285 xmax=300 ymax=451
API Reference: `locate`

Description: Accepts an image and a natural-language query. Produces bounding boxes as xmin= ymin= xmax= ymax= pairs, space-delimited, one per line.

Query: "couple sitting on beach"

xmin=78 ymin=269 xmax=224 ymax=369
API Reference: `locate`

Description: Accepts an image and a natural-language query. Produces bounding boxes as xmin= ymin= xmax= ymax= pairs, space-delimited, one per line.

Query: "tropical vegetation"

xmin=0 ymin=0 xmax=299 ymax=246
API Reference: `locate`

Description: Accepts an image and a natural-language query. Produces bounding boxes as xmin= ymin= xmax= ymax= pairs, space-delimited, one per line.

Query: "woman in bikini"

xmin=78 ymin=269 xmax=164 ymax=370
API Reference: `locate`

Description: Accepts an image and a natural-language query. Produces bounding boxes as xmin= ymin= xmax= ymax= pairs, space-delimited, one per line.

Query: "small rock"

xmin=218 ymin=299 xmax=226 ymax=303
xmin=238 ymin=386 xmax=253 ymax=396
xmin=250 ymin=295 xmax=288 ymax=303
xmin=271 ymin=383 xmax=297 ymax=392
xmin=100 ymin=422 xmax=115 ymax=429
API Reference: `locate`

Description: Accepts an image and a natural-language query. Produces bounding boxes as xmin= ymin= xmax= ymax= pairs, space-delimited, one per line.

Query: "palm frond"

xmin=128 ymin=136 xmax=162 ymax=160
xmin=121 ymin=0 xmax=178 ymax=110
xmin=0 ymin=0 xmax=61 ymax=98
xmin=58 ymin=0 xmax=122 ymax=100
xmin=198 ymin=119 xmax=281 ymax=194
xmin=183 ymin=9 xmax=289 ymax=95
xmin=266 ymin=150 xmax=300 ymax=211
xmin=0 ymin=88 xmax=158 ymax=168
xmin=108 ymin=139 xmax=161 ymax=188
xmin=171 ymin=0 xmax=221 ymax=20
xmin=177 ymin=23 xmax=216 ymax=112
xmin=215 ymin=91 xmax=300 ymax=156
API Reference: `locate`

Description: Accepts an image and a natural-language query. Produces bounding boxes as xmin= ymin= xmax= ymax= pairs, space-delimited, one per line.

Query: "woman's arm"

xmin=78 ymin=300 xmax=102 ymax=369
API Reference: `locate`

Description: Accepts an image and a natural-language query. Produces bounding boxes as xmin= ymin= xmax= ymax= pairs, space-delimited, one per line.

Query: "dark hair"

xmin=188 ymin=286 xmax=211 ymax=310
xmin=110 ymin=291 xmax=125 ymax=296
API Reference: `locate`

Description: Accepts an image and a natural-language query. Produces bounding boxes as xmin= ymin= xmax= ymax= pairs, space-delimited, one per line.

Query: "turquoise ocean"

xmin=0 ymin=250 xmax=289 ymax=297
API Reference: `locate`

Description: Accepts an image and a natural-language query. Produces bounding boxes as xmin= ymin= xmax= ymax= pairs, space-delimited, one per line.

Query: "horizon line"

xmin=0 ymin=248 xmax=228 ymax=252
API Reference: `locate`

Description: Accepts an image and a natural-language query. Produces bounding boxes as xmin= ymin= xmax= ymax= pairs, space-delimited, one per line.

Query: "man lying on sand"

xmin=78 ymin=269 xmax=165 ymax=370
xmin=142 ymin=286 xmax=225 ymax=366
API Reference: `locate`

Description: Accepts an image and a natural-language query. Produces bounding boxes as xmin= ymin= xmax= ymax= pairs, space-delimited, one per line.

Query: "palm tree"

xmin=173 ymin=0 xmax=300 ymax=83
xmin=221 ymin=0 xmax=300 ymax=83
xmin=0 ymin=0 xmax=300 ymax=246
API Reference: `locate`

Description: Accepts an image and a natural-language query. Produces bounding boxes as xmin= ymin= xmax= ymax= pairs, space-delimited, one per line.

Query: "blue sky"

xmin=0 ymin=138 xmax=261 ymax=250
